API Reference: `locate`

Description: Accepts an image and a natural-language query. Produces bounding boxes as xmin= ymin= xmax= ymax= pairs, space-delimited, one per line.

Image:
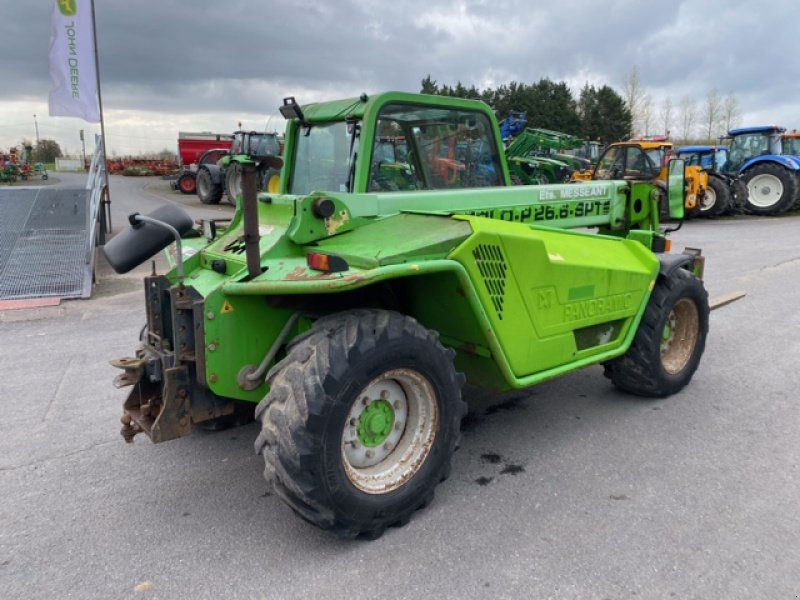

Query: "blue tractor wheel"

xmin=742 ymin=163 xmax=797 ymax=215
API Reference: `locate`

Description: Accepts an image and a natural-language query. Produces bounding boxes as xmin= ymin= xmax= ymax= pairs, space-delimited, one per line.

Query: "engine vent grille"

xmin=473 ymin=243 xmax=507 ymax=319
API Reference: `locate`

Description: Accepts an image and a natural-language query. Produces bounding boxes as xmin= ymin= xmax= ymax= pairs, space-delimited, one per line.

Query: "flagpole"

xmin=90 ymin=0 xmax=112 ymax=234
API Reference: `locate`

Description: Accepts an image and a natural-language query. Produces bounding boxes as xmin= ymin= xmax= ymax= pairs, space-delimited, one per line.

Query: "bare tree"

xmin=660 ymin=96 xmax=673 ymax=138
xmin=678 ymin=95 xmax=697 ymax=141
xmin=639 ymin=95 xmax=654 ymax=136
xmin=721 ymin=92 xmax=741 ymax=134
xmin=702 ymin=88 xmax=723 ymax=140
xmin=623 ymin=65 xmax=650 ymax=136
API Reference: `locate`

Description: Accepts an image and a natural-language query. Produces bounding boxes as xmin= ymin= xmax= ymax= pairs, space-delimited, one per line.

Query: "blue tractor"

xmin=723 ymin=125 xmax=800 ymax=215
xmin=498 ymin=111 xmax=527 ymax=142
xmin=676 ymin=145 xmax=746 ymax=217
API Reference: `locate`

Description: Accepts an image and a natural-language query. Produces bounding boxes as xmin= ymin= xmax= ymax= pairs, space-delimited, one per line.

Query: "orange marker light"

xmin=307 ymin=252 xmax=349 ymax=273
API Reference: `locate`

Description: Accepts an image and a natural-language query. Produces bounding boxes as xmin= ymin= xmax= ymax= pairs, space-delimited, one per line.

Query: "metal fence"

xmin=0 ymin=137 xmax=107 ymax=301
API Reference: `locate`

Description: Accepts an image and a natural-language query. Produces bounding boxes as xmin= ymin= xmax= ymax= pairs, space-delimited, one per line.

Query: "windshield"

xmin=368 ymin=103 xmax=503 ymax=191
xmin=289 ymin=122 xmax=356 ymax=195
xmin=728 ymin=133 xmax=771 ymax=170
xmin=784 ymin=137 xmax=800 ymax=156
xmin=594 ymin=146 xmax=658 ymax=180
xmin=685 ymin=151 xmax=723 ymax=170
xmin=645 ymin=148 xmax=665 ymax=168
xmin=252 ymin=134 xmax=280 ymax=157
xmin=731 ymin=133 xmax=768 ymax=157
xmin=593 ymin=146 xmax=625 ymax=179
xmin=714 ymin=149 xmax=727 ymax=170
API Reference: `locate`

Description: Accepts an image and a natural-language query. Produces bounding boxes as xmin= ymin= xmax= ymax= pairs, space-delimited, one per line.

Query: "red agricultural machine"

xmin=170 ymin=132 xmax=234 ymax=194
xmin=1 ymin=145 xmax=47 ymax=183
xmin=107 ymin=158 xmax=179 ymax=176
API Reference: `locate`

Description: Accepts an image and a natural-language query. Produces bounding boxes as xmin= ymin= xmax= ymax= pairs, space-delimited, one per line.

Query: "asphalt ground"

xmin=1 ymin=173 xmax=798 ymax=599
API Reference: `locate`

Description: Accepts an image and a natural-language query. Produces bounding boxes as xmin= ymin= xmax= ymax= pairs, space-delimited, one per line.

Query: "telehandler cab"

xmin=572 ymin=137 xmax=708 ymax=218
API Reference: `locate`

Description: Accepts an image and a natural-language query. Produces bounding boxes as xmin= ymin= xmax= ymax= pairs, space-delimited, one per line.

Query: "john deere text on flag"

xmin=48 ymin=0 xmax=100 ymax=123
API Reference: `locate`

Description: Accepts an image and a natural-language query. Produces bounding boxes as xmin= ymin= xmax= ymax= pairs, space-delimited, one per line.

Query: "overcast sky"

xmin=1 ymin=0 xmax=798 ymax=157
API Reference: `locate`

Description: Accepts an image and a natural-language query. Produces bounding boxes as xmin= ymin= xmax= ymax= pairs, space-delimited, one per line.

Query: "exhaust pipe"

xmin=241 ymin=163 xmax=262 ymax=279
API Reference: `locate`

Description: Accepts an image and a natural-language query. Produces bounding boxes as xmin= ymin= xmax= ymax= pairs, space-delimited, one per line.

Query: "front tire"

xmin=742 ymin=163 xmax=797 ymax=215
xmin=254 ymin=310 xmax=466 ymax=539
xmin=176 ymin=172 xmax=196 ymax=194
xmin=604 ymin=268 xmax=709 ymax=397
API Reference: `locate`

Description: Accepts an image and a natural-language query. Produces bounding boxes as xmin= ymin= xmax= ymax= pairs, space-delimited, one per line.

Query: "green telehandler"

xmin=104 ymin=91 xmax=709 ymax=539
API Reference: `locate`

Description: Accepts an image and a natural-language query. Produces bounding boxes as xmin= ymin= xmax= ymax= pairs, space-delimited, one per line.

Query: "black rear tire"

xmin=197 ymin=167 xmax=223 ymax=204
xmin=254 ymin=310 xmax=466 ymax=539
xmin=698 ymin=175 xmax=731 ymax=217
xmin=727 ymin=178 xmax=748 ymax=214
xmin=742 ymin=163 xmax=797 ymax=215
xmin=604 ymin=268 xmax=709 ymax=397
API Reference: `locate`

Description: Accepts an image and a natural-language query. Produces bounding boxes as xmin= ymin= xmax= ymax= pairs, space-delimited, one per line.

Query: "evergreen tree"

xmin=578 ymin=85 xmax=631 ymax=143
xmin=526 ymin=79 xmax=581 ymax=134
xmin=418 ymin=75 xmax=629 ymax=143
xmin=420 ymin=75 xmax=439 ymax=95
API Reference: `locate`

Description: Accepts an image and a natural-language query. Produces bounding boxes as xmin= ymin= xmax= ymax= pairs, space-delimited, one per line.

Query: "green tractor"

xmin=196 ymin=130 xmax=282 ymax=204
xmin=505 ymin=127 xmax=588 ymax=185
xmin=104 ymin=92 xmax=709 ymax=539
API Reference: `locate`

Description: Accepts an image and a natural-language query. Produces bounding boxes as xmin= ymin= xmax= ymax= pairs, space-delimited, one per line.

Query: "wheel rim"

xmin=180 ymin=177 xmax=195 ymax=193
xmin=699 ymin=186 xmax=717 ymax=211
xmin=229 ymin=168 xmax=241 ymax=200
xmin=660 ymin=298 xmax=700 ymax=375
xmin=747 ymin=173 xmax=783 ymax=208
xmin=342 ymin=369 xmax=438 ymax=495
xmin=197 ymin=172 xmax=209 ymax=195
xmin=266 ymin=173 xmax=280 ymax=194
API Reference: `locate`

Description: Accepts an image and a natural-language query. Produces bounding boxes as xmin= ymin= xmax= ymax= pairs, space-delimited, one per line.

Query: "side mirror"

xmin=103 ymin=205 xmax=193 ymax=274
xmin=667 ymin=158 xmax=685 ymax=220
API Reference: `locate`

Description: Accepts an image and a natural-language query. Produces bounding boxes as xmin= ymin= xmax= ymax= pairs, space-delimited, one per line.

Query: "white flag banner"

xmin=48 ymin=0 xmax=100 ymax=123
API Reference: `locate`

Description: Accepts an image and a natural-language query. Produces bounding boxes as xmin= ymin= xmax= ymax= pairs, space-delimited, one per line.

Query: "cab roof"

xmin=677 ymin=145 xmax=727 ymax=154
xmin=295 ymin=91 xmax=496 ymax=124
xmin=728 ymin=125 xmax=785 ymax=136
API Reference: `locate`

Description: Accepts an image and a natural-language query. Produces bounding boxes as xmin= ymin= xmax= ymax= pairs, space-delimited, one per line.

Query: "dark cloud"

xmin=1 ymin=0 xmax=798 ymax=154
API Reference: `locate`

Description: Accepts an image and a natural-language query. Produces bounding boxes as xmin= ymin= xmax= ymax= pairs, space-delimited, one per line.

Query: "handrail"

xmin=85 ymin=134 xmax=108 ymax=271
xmin=85 ymin=134 xmax=107 ymax=264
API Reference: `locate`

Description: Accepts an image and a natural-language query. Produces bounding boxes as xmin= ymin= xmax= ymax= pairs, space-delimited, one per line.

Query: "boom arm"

xmin=285 ymin=179 xmax=666 ymax=246
xmin=505 ymin=128 xmax=584 ymax=158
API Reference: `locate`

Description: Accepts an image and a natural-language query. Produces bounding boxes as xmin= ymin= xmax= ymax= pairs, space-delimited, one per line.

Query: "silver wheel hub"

xmin=747 ymin=173 xmax=783 ymax=208
xmin=700 ymin=187 xmax=716 ymax=210
xmin=342 ymin=369 xmax=438 ymax=495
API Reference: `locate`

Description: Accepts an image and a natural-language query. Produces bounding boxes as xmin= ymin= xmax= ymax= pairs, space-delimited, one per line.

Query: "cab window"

xmin=368 ymin=103 xmax=503 ymax=192
xmin=290 ymin=121 xmax=354 ymax=195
